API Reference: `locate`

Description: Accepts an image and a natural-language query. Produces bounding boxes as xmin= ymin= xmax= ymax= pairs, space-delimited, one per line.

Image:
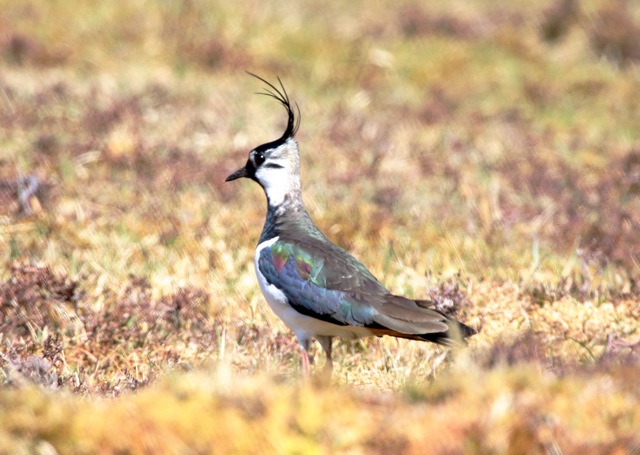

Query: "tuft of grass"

xmin=2 ymin=363 xmax=640 ymax=453
xmin=1 ymin=263 xmax=220 ymax=395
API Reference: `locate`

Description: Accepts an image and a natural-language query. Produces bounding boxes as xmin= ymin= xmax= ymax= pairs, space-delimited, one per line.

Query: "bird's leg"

xmin=299 ymin=339 xmax=311 ymax=379
xmin=317 ymin=336 xmax=333 ymax=374
xmin=300 ymin=349 xmax=310 ymax=378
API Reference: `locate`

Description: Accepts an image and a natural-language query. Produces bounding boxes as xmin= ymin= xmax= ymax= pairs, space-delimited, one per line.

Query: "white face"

xmin=253 ymin=138 xmax=301 ymax=207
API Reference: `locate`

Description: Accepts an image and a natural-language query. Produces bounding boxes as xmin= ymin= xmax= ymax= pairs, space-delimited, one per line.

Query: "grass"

xmin=1 ymin=0 xmax=640 ymax=452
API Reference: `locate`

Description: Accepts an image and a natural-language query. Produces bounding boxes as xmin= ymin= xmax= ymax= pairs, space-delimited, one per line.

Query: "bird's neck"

xmin=270 ymin=190 xmax=305 ymax=217
xmin=263 ymin=174 xmax=302 ymax=211
xmin=259 ymin=189 xmax=319 ymax=244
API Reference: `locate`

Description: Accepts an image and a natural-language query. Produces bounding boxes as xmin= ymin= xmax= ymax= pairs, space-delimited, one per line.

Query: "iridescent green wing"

xmin=257 ymin=238 xmax=386 ymax=326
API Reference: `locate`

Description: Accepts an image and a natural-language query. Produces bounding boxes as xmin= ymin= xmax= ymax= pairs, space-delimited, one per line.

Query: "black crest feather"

xmin=246 ymin=72 xmax=300 ymax=142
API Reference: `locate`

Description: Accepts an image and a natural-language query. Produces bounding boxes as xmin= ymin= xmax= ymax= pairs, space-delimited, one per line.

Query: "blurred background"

xmin=2 ymin=0 xmax=639 ymax=282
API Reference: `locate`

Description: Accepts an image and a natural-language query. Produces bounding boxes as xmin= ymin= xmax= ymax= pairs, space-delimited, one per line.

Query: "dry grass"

xmin=3 ymin=363 xmax=640 ymax=454
xmin=1 ymin=0 xmax=640 ymax=452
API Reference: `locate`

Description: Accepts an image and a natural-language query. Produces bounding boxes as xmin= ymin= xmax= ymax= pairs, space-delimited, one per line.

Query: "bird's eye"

xmin=253 ymin=151 xmax=265 ymax=166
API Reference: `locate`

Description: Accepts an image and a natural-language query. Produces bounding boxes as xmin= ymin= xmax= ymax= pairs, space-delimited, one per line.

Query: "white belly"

xmin=254 ymin=237 xmax=373 ymax=344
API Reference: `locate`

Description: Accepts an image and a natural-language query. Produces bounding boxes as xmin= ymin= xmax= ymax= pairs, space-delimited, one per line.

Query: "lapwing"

xmin=226 ymin=74 xmax=476 ymax=376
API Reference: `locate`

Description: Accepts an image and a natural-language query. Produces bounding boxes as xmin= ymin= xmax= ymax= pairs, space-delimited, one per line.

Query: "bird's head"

xmin=226 ymin=73 xmax=302 ymax=207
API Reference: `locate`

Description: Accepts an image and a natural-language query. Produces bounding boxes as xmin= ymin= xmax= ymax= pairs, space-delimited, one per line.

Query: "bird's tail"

xmin=412 ymin=298 xmax=477 ymax=346
xmin=367 ymin=294 xmax=477 ymax=347
xmin=418 ymin=318 xmax=477 ymax=347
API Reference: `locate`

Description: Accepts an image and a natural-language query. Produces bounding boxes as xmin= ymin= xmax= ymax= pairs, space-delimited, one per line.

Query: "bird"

xmin=226 ymin=73 xmax=476 ymax=376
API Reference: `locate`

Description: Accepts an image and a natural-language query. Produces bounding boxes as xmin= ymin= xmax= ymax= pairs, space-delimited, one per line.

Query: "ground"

xmin=1 ymin=0 xmax=640 ymax=453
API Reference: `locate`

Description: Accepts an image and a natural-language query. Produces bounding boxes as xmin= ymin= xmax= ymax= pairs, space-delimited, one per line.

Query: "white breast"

xmin=254 ymin=237 xmax=373 ymax=345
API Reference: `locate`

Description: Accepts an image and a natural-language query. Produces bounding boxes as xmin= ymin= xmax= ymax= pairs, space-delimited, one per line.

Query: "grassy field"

xmin=1 ymin=0 xmax=640 ymax=452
